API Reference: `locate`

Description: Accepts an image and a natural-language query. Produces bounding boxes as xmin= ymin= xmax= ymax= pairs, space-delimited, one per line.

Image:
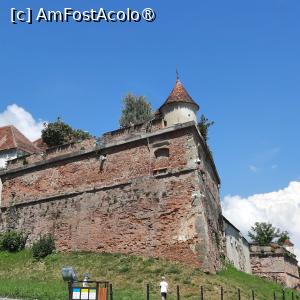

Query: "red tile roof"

xmin=0 ymin=125 xmax=38 ymax=153
xmin=283 ymin=239 xmax=294 ymax=246
xmin=33 ymin=138 xmax=48 ymax=151
xmin=159 ymin=80 xmax=199 ymax=111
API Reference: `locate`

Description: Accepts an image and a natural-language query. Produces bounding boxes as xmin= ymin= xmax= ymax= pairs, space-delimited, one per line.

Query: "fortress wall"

xmin=1 ymin=129 xmax=190 ymax=208
xmin=250 ymin=249 xmax=300 ymax=289
xmin=251 ymin=254 xmax=285 ymax=273
xmin=0 ymin=123 xmax=223 ymax=272
xmin=100 ymin=118 xmax=163 ymax=144
xmin=284 ymin=255 xmax=300 ymax=277
xmin=190 ymin=131 xmax=223 ymax=272
xmin=1 ymin=172 xmax=212 ymax=268
xmin=6 ymin=138 xmax=97 ymax=171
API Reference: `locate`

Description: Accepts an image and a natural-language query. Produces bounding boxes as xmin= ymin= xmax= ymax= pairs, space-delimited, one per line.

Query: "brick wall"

xmin=6 ymin=138 xmax=97 ymax=171
xmin=250 ymin=245 xmax=300 ymax=289
xmin=0 ymin=123 xmax=222 ymax=272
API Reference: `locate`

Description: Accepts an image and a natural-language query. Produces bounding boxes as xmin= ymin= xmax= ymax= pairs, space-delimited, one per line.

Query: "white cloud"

xmin=249 ymin=165 xmax=259 ymax=172
xmin=0 ymin=104 xmax=44 ymax=141
xmin=222 ymin=181 xmax=300 ymax=262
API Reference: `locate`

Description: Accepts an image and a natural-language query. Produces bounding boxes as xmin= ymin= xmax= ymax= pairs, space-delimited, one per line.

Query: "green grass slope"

xmin=0 ymin=250 xmax=298 ymax=300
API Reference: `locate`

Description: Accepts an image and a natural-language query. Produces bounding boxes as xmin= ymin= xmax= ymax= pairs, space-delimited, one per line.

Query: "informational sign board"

xmin=71 ymin=286 xmax=107 ymax=300
xmin=72 ymin=288 xmax=80 ymax=300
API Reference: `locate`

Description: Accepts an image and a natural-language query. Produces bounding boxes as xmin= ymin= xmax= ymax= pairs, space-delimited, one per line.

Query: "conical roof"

xmin=159 ymin=80 xmax=199 ymax=111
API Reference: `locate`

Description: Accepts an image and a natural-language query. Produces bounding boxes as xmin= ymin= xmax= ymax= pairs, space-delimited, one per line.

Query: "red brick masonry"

xmin=0 ymin=122 xmax=223 ymax=273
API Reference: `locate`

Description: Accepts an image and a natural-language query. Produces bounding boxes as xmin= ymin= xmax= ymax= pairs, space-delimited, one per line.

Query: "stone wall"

xmin=100 ymin=118 xmax=163 ymax=144
xmin=0 ymin=122 xmax=223 ymax=273
xmin=223 ymin=217 xmax=251 ymax=273
xmin=6 ymin=138 xmax=97 ymax=171
xmin=250 ymin=245 xmax=300 ymax=290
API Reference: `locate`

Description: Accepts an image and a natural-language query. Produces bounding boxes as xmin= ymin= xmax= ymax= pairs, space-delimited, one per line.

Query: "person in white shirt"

xmin=159 ymin=276 xmax=168 ymax=300
xmin=82 ymin=273 xmax=90 ymax=287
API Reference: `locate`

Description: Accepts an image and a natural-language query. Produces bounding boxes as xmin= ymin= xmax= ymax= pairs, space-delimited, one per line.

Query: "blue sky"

xmin=1 ymin=0 xmax=300 ymax=199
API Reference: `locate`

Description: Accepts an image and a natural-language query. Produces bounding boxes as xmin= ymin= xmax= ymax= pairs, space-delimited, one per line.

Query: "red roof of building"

xmin=159 ymin=80 xmax=199 ymax=111
xmin=283 ymin=239 xmax=294 ymax=246
xmin=33 ymin=138 xmax=48 ymax=151
xmin=0 ymin=125 xmax=38 ymax=154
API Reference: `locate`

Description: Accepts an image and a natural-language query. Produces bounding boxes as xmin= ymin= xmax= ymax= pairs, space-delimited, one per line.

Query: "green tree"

xmin=248 ymin=222 xmax=289 ymax=246
xmin=198 ymin=114 xmax=214 ymax=142
xmin=42 ymin=118 xmax=91 ymax=147
xmin=277 ymin=231 xmax=290 ymax=245
xmin=119 ymin=93 xmax=153 ymax=128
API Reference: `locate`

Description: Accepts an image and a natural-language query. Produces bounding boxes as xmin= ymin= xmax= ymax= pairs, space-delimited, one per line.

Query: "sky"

xmin=1 ymin=1 xmax=300 ymax=259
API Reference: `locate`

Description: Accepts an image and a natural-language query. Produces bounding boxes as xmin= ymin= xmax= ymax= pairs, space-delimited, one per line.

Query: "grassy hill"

xmin=0 ymin=250 xmax=298 ymax=300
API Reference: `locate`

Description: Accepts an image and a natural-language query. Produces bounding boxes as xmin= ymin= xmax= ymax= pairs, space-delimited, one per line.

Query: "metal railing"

xmin=68 ymin=281 xmax=300 ymax=300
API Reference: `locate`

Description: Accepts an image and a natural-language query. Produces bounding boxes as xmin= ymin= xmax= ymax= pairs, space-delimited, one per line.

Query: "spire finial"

xmin=176 ymin=68 xmax=180 ymax=81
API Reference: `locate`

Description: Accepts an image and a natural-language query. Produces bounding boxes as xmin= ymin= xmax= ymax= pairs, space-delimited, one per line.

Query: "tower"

xmin=159 ymin=77 xmax=199 ymax=127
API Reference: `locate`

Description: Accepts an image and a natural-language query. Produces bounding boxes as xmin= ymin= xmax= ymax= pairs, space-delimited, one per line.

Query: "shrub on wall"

xmin=42 ymin=118 xmax=92 ymax=147
xmin=0 ymin=231 xmax=27 ymax=252
xmin=32 ymin=234 xmax=55 ymax=259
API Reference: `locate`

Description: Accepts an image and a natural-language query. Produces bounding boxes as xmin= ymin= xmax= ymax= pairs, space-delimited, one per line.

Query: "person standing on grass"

xmin=160 ymin=276 xmax=168 ymax=300
xmin=83 ymin=273 xmax=90 ymax=287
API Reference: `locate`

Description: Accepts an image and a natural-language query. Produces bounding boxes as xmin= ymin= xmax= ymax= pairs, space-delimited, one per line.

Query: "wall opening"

xmin=153 ymin=147 xmax=170 ymax=173
xmin=154 ymin=148 xmax=170 ymax=159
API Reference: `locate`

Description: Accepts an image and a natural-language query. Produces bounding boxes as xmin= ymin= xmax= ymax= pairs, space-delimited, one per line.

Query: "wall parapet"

xmin=5 ymin=138 xmax=97 ymax=171
xmin=250 ymin=244 xmax=298 ymax=262
xmin=0 ymin=122 xmax=200 ymax=177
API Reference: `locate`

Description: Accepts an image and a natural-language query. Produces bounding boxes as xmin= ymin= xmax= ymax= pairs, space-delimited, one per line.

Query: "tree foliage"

xmin=198 ymin=114 xmax=214 ymax=142
xmin=119 ymin=93 xmax=153 ymax=128
xmin=277 ymin=231 xmax=290 ymax=245
xmin=42 ymin=118 xmax=92 ymax=147
xmin=248 ymin=222 xmax=290 ymax=246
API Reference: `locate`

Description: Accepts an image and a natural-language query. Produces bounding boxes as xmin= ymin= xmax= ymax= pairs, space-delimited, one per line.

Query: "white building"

xmin=223 ymin=216 xmax=252 ymax=274
xmin=0 ymin=125 xmax=38 ymax=169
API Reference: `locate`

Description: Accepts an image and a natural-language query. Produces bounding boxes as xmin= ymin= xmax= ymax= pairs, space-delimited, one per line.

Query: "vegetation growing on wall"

xmin=248 ymin=222 xmax=290 ymax=246
xmin=42 ymin=118 xmax=92 ymax=147
xmin=198 ymin=114 xmax=214 ymax=142
xmin=119 ymin=93 xmax=153 ymax=127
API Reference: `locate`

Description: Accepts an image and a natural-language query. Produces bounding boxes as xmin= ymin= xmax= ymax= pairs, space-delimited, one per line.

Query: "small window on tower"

xmin=154 ymin=148 xmax=170 ymax=159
